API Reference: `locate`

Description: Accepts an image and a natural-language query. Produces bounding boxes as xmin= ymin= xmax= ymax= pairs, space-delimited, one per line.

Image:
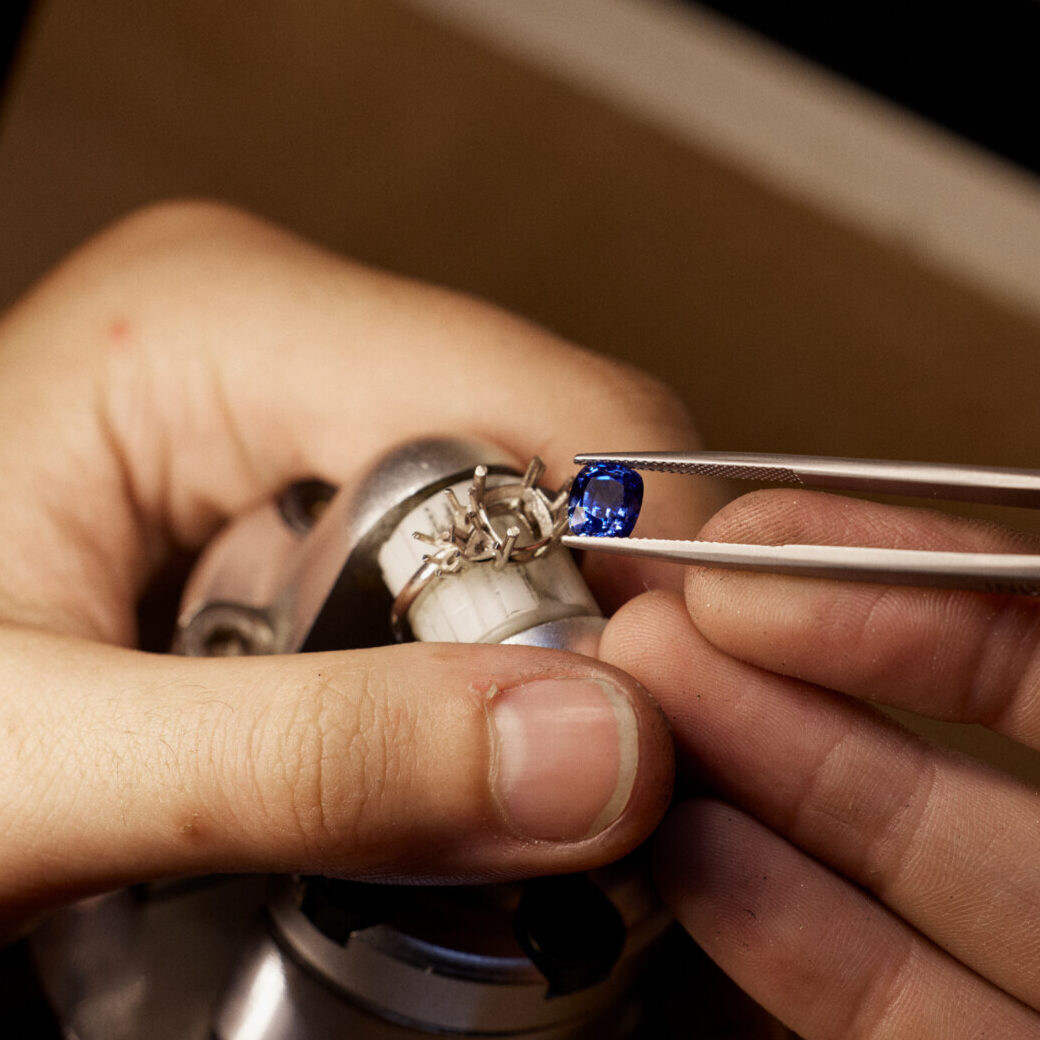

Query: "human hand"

xmin=0 ymin=201 xmax=717 ymax=939
xmin=601 ymin=489 xmax=1040 ymax=1038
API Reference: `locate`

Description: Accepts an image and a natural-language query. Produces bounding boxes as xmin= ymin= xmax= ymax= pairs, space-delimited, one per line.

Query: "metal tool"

xmin=563 ymin=451 xmax=1040 ymax=597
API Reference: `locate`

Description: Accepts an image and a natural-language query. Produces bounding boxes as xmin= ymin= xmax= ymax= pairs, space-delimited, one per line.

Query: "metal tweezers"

xmin=560 ymin=452 xmax=1040 ymax=596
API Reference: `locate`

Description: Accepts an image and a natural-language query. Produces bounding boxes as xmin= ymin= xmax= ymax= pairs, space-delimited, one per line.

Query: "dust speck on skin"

xmin=179 ymin=812 xmax=204 ymax=841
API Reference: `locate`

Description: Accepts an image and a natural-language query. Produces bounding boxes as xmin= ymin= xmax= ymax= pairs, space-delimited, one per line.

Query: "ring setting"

xmin=390 ymin=457 xmax=571 ymax=638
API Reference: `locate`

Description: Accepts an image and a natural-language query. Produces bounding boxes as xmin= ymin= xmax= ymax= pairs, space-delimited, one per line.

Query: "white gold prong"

xmin=495 ymin=526 xmax=521 ymax=570
xmin=522 ymin=456 xmax=545 ymax=489
xmin=551 ymin=513 xmax=570 ymax=539
xmin=551 ymin=485 xmax=571 ymax=512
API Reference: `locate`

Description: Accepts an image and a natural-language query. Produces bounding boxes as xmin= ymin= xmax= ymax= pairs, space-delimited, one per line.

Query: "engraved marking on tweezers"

xmin=981 ymin=580 xmax=1040 ymax=597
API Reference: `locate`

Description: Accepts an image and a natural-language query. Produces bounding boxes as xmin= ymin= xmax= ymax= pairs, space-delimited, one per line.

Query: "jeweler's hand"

xmin=600 ymin=490 xmax=1040 ymax=1038
xmin=0 ymin=201 xmax=714 ymax=939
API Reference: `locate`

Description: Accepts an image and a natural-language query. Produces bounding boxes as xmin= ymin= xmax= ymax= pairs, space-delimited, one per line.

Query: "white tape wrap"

xmin=378 ymin=475 xmax=600 ymax=644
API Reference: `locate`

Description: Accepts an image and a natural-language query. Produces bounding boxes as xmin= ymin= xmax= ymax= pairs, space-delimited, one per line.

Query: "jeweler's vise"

xmin=174 ymin=438 xmax=603 ymax=658
xmin=33 ymin=438 xmax=671 ymax=1040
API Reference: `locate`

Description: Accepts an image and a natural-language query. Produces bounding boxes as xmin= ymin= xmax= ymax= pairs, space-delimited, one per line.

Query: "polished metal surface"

xmin=216 ymin=929 xmax=644 ymax=1040
xmin=176 ymin=437 xmax=516 ymax=654
xmin=259 ymin=870 xmax=661 ymax=1037
xmin=563 ymin=536 xmax=1040 ymax=596
xmin=281 ymin=437 xmax=517 ymax=652
xmin=31 ymin=878 xmax=270 ymax=1040
xmin=501 ymin=615 xmax=606 ymax=656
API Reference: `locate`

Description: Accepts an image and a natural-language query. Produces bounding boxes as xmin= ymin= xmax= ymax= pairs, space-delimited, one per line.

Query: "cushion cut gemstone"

xmin=567 ymin=462 xmax=643 ymax=538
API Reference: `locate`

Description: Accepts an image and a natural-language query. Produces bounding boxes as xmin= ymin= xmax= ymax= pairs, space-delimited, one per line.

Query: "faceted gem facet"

xmin=567 ymin=463 xmax=643 ymax=537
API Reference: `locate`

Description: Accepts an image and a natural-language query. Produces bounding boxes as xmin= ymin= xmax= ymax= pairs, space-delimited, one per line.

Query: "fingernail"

xmin=488 ymin=678 xmax=639 ymax=842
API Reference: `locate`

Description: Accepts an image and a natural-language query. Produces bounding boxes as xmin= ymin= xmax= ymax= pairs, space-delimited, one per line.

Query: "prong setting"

xmin=390 ymin=458 xmax=572 ymax=639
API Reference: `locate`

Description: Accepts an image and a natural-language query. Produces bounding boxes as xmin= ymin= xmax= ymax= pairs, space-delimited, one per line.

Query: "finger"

xmin=654 ymin=799 xmax=1039 ymax=1040
xmin=686 ymin=489 xmax=1040 ymax=746
xmin=0 ymin=627 xmax=672 ymax=934
xmin=602 ymin=593 xmax=1040 ymax=1010
xmin=0 ymin=201 xmax=718 ymax=639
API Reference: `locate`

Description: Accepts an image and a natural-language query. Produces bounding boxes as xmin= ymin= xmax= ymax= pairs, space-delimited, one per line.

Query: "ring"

xmin=389 ymin=457 xmax=571 ymax=640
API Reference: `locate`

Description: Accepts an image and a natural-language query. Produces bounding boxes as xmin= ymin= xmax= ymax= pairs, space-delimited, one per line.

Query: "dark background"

xmin=693 ymin=0 xmax=1040 ymax=175
xmin=7 ymin=2 xmax=1040 ymax=171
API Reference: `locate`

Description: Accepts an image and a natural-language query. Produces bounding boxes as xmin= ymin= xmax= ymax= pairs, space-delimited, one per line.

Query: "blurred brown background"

xmin=4 ymin=0 xmax=1040 ymax=474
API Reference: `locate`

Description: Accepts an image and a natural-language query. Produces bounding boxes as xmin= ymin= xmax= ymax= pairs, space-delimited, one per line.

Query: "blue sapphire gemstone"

xmin=567 ymin=462 xmax=643 ymax=537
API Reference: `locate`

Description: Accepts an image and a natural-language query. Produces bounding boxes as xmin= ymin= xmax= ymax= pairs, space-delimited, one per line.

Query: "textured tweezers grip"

xmin=604 ymin=459 xmax=803 ymax=483
xmin=574 ymin=452 xmax=1040 ymax=508
xmin=574 ymin=452 xmax=803 ymax=483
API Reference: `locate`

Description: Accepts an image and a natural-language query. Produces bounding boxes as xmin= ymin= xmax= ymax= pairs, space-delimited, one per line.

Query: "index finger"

xmin=686 ymin=488 xmax=1040 ymax=748
xmin=0 ymin=201 xmax=717 ymax=639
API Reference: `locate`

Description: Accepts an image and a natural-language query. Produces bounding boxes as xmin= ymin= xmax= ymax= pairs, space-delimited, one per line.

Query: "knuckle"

xmin=963 ymin=597 xmax=1040 ymax=734
xmin=634 ymin=373 xmax=692 ymax=432
xmin=250 ymin=665 xmax=417 ymax=857
xmin=611 ymin=364 xmax=695 ymax=438
xmin=563 ymin=350 xmax=696 ymax=442
xmin=788 ymin=719 xmax=937 ymax=895
xmin=811 ymin=586 xmax=917 ymax=693
xmin=856 ymin=745 xmax=938 ymax=894
xmin=51 ymin=199 xmax=280 ymax=303
xmin=841 ymin=934 xmax=919 ymax=1040
xmin=272 ymin=680 xmax=337 ymax=848
xmin=92 ymin=198 xmax=265 ymax=258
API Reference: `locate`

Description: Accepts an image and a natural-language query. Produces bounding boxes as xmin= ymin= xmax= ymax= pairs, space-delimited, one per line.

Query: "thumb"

xmin=0 ymin=628 xmax=671 ymax=928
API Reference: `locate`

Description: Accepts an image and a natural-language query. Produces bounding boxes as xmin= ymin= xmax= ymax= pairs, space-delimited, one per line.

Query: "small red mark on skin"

xmin=108 ymin=317 xmax=132 ymax=344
